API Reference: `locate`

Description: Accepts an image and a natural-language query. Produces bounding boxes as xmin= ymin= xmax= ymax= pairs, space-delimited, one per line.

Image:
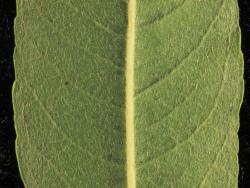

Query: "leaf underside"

xmin=13 ymin=0 xmax=243 ymax=187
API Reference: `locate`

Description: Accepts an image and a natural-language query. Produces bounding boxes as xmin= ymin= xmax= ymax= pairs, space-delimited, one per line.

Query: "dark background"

xmin=0 ymin=0 xmax=24 ymax=187
xmin=0 ymin=0 xmax=249 ymax=187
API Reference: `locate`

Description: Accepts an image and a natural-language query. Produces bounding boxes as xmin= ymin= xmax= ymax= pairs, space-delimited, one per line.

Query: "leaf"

xmin=13 ymin=0 xmax=243 ymax=187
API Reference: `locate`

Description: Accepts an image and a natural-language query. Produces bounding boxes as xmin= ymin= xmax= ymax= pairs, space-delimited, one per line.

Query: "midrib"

xmin=125 ymin=0 xmax=136 ymax=188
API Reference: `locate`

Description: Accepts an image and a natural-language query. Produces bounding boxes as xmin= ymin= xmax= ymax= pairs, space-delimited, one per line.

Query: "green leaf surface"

xmin=13 ymin=0 xmax=243 ymax=187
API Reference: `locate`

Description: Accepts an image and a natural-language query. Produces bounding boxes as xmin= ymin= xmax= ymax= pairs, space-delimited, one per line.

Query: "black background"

xmin=0 ymin=0 xmax=24 ymax=187
xmin=0 ymin=0 xmax=249 ymax=187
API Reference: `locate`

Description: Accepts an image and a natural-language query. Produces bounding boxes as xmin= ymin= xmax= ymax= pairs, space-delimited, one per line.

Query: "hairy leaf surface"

xmin=13 ymin=0 xmax=243 ymax=187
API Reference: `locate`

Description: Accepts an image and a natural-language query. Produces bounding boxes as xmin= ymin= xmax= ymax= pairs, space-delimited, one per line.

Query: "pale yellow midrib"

xmin=125 ymin=0 xmax=136 ymax=188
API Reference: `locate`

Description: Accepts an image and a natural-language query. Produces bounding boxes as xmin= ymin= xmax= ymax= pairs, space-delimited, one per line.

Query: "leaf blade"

xmin=13 ymin=0 xmax=243 ymax=187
